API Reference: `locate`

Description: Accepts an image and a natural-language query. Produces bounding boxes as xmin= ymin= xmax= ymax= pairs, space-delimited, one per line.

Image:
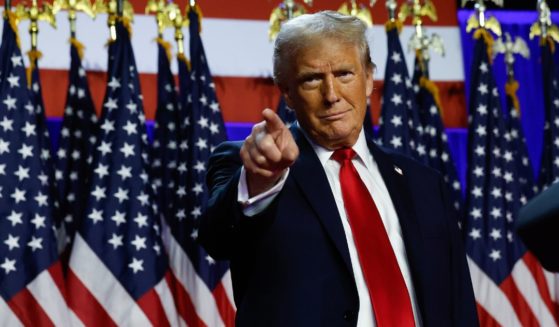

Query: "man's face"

xmin=281 ymin=37 xmax=373 ymax=150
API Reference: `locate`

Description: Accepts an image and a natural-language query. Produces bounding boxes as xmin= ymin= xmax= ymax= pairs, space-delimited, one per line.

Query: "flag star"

xmin=0 ymin=139 xmax=9 ymax=154
xmin=126 ymin=100 xmax=138 ymax=113
xmin=123 ymin=121 xmax=137 ymax=135
xmin=41 ymin=148 xmax=50 ymax=161
xmin=490 ymin=207 xmax=502 ymax=219
xmin=190 ymin=228 xmax=199 ymax=240
xmin=198 ymin=116 xmax=209 ymax=128
xmin=191 ymin=206 xmax=202 ymax=219
xmin=479 ymin=62 xmax=488 ymax=73
xmin=94 ymin=163 xmax=110 ymax=178
xmin=489 ymin=249 xmax=501 ymax=261
xmin=91 ymin=186 xmax=106 ymax=201
xmin=114 ymin=188 xmax=129 ymax=203
xmin=17 ymin=143 xmax=33 ymax=159
xmin=474 ymin=145 xmax=485 ymax=156
xmin=1 ymin=258 xmax=16 ymax=274
xmin=177 ymin=209 xmax=186 ymax=220
xmin=391 ymin=73 xmax=402 ymax=85
xmin=108 ymin=77 xmax=121 ymax=90
xmin=390 ymin=115 xmax=403 ymax=127
xmin=491 ymin=187 xmax=502 ymax=198
xmin=71 ymin=150 xmax=80 ymax=160
xmin=416 ymin=144 xmax=426 ymax=156
xmin=472 ymin=187 xmax=483 ymax=198
xmin=134 ymin=213 xmax=148 ymax=228
xmin=11 ymin=54 xmax=23 ymax=67
xmin=100 ymin=120 xmax=115 ymax=133
xmin=97 ymin=141 xmax=112 ymax=156
xmin=153 ymin=244 xmax=161 ymax=255
xmin=57 ymin=149 xmax=67 ymax=159
xmin=507 ymin=231 xmax=514 ymax=242
xmin=193 ymin=161 xmax=206 ymax=173
xmin=104 ymin=98 xmax=118 ymax=111
xmin=77 ymin=89 xmax=85 ymax=98
xmin=34 ymin=192 xmax=48 ymax=207
xmin=117 ymin=165 xmax=132 ymax=180
xmin=475 ymin=125 xmax=486 ymax=137
xmin=192 ymin=183 xmax=204 ymax=195
xmin=108 ymin=233 xmax=123 ymax=249
xmin=37 ymin=172 xmax=48 ymax=185
xmin=0 ymin=117 xmax=13 ymax=131
xmin=390 ymin=136 xmax=402 ymax=149
xmin=7 ymin=74 xmax=19 ymax=88
xmin=120 ymin=143 xmax=135 ymax=158
xmin=14 ymin=165 xmax=30 ymax=181
xmin=478 ymin=83 xmax=488 ymax=95
xmin=131 ymin=235 xmax=147 ymax=251
xmin=0 ymin=164 xmax=5 ymax=176
xmin=390 ymin=94 xmax=403 ymax=106
xmin=4 ymin=234 xmax=20 ymax=250
xmin=7 ymin=211 xmax=23 ymax=226
xmin=195 ymin=138 xmax=208 ymax=150
xmin=177 ymin=186 xmax=186 ymax=198
xmin=470 ymin=207 xmax=482 ymax=219
xmin=209 ymin=122 xmax=220 ymax=134
xmin=27 ymin=236 xmax=43 ymax=252
xmin=88 ymin=209 xmax=103 ymax=224
xmin=199 ymin=95 xmax=208 ymax=105
xmin=490 ymin=229 xmax=502 ymax=240
xmin=31 ymin=214 xmax=46 ymax=229
xmin=205 ymin=255 xmax=215 ymax=265
xmin=3 ymin=95 xmax=17 ymax=110
xmin=390 ymin=52 xmax=402 ymax=63
xmin=11 ymin=188 xmax=26 ymax=203
xmin=140 ymin=171 xmax=149 ymax=183
xmin=209 ymin=101 xmax=220 ymax=113
xmin=128 ymin=258 xmax=144 ymax=273
xmin=111 ymin=211 xmax=126 ymax=226
xmin=137 ymin=192 xmax=149 ymax=206
xmin=469 ymin=228 xmax=481 ymax=240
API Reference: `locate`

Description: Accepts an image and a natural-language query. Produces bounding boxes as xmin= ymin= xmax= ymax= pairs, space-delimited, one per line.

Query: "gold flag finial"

xmin=166 ymin=1 xmax=188 ymax=56
xmin=338 ymin=0 xmax=377 ymax=27
xmin=462 ymin=0 xmax=503 ymax=36
xmin=93 ymin=0 xmax=134 ymax=41
xmin=146 ymin=0 xmax=176 ymax=37
xmin=15 ymin=0 xmax=57 ymax=51
xmin=529 ymin=0 xmax=559 ymax=45
xmin=268 ymin=0 xmax=313 ymax=41
xmin=398 ymin=0 xmax=437 ymax=26
xmin=494 ymin=33 xmax=530 ymax=82
xmin=52 ymin=0 xmax=95 ymax=39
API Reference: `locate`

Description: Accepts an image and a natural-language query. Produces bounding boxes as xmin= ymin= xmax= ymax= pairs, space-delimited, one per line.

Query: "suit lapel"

xmin=289 ymin=127 xmax=354 ymax=275
xmin=366 ymin=139 xmax=429 ymax=320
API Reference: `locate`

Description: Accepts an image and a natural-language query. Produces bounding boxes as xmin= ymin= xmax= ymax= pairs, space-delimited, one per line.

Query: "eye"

xmin=301 ymin=76 xmax=321 ymax=89
xmin=336 ymin=71 xmax=354 ymax=82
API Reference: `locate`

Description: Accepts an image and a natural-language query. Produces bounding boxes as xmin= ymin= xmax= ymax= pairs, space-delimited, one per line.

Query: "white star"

xmin=470 ymin=207 xmax=482 ymax=220
xmin=209 ymin=122 xmax=220 ymax=135
xmin=199 ymin=95 xmax=208 ymax=106
xmin=191 ymin=206 xmax=202 ymax=219
xmin=195 ymin=138 xmax=208 ymax=150
xmin=91 ymin=186 xmax=106 ymax=201
xmin=123 ymin=121 xmax=137 ymax=135
xmin=137 ymin=192 xmax=149 ymax=206
xmin=95 ymin=163 xmax=109 ymax=178
xmin=100 ymin=120 xmax=115 ymax=133
xmin=391 ymin=73 xmax=402 ymax=85
xmin=18 ymin=144 xmax=33 ymax=159
xmin=104 ymin=98 xmax=118 ymax=111
xmin=57 ymin=149 xmax=67 ymax=159
xmin=134 ymin=213 xmax=148 ymax=228
xmin=114 ymin=188 xmax=129 ymax=203
xmin=177 ymin=209 xmax=186 ymax=220
xmin=108 ymin=233 xmax=123 ymax=249
xmin=11 ymin=55 xmax=23 ymax=67
xmin=108 ymin=77 xmax=121 ymax=90
xmin=120 ymin=143 xmax=135 ymax=158
xmin=478 ymin=83 xmax=488 ymax=95
xmin=11 ymin=188 xmax=26 ymax=203
xmin=205 ymin=255 xmax=215 ymax=265
xmin=192 ymin=183 xmax=204 ymax=195
xmin=390 ymin=115 xmax=402 ymax=127
xmin=111 ymin=211 xmax=126 ymax=226
xmin=390 ymin=136 xmax=402 ymax=149
xmin=469 ymin=228 xmax=481 ymax=240
xmin=198 ymin=116 xmax=209 ymax=128
xmin=153 ymin=244 xmax=161 ymax=255
xmin=34 ymin=192 xmax=48 ymax=207
xmin=1 ymin=258 xmax=16 ymax=274
xmin=472 ymin=187 xmax=483 ymax=198
xmin=88 ymin=209 xmax=103 ymax=224
xmin=490 ymin=207 xmax=502 ymax=219
xmin=0 ymin=163 xmax=5 ymax=175
xmin=3 ymin=95 xmax=17 ymax=110
xmin=14 ymin=165 xmax=30 ymax=181
xmin=31 ymin=214 xmax=46 ymax=229
xmin=391 ymin=94 xmax=403 ymax=106
xmin=0 ymin=117 xmax=13 ymax=131
xmin=177 ymin=186 xmax=186 ymax=198
xmin=489 ymin=249 xmax=501 ymax=261
xmin=475 ymin=125 xmax=486 ymax=137
xmin=390 ymin=52 xmax=402 ymax=63
xmin=4 ymin=234 xmax=20 ymax=250
xmin=117 ymin=165 xmax=132 ymax=180
xmin=474 ymin=146 xmax=485 ymax=157
xmin=191 ymin=229 xmax=199 ymax=240
xmin=27 ymin=236 xmax=43 ymax=252
xmin=479 ymin=62 xmax=488 ymax=73
xmin=128 ymin=258 xmax=144 ymax=273
xmin=491 ymin=188 xmax=502 ymax=199
xmin=97 ymin=141 xmax=112 ymax=156
xmin=126 ymin=100 xmax=138 ymax=113
xmin=7 ymin=74 xmax=19 ymax=88
xmin=131 ymin=235 xmax=147 ymax=251
xmin=193 ymin=161 xmax=206 ymax=173
xmin=490 ymin=228 xmax=502 ymax=241
xmin=37 ymin=172 xmax=48 ymax=185
xmin=0 ymin=139 xmax=9 ymax=154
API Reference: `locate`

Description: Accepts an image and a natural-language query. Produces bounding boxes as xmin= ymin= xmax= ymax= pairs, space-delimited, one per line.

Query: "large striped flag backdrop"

xmin=463 ymin=23 xmax=558 ymax=326
xmin=0 ymin=13 xmax=71 ymax=326
xmin=66 ymin=21 xmax=178 ymax=325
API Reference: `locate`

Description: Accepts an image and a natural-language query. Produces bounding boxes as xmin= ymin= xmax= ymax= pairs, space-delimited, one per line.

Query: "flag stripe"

xmin=511 ymin=257 xmax=558 ymax=326
xmin=154 ymin=273 xmax=182 ymax=327
xmin=7 ymin=288 xmax=54 ymax=327
xmin=221 ymin=270 xmax=236 ymax=310
xmin=27 ymin=268 xmax=71 ymax=327
xmin=68 ymin=234 xmax=152 ymax=325
xmin=475 ymin=303 xmax=501 ymax=327
xmin=167 ymin=269 xmax=208 ymax=327
xmin=66 ymin=266 xmax=117 ymax=327
xmin=137 ymin=287 xmax=171 ymax=327
xmin=162 ymin=222 xmax=225 ymax=327
xmin=523 ymin=253 xmax=559 ymax=322
xmin=213 ymin=282 xmax=236 ymax=327
xmin=0 ymin=296 xmax=23 ymax=327
xmin=467 ymin=257 xmax=522 ymax=327
xmin=500 ymin=275 xmax=539 ymax=327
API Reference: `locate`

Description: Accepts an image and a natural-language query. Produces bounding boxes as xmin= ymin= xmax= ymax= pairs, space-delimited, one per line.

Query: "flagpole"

xmin=5 ymin=0 xmax=10 ymax=13
xmin=117 ymin=0 xmax=123 ymax=18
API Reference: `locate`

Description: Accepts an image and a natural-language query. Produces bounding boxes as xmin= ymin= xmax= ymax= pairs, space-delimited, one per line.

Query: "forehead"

xmin=292 ymin=38 xmax=362 ymax=70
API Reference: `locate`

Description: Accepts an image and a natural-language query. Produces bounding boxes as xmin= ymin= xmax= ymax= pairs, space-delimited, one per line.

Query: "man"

xmin=200 ymin=11 xmax=478 ymax=326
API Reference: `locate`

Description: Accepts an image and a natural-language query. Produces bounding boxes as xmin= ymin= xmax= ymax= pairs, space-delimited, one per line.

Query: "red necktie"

xmin=332 ymin=148 xmax=415 ymax=326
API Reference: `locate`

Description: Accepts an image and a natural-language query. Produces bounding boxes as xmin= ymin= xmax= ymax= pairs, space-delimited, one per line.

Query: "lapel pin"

xmin=394 ymin=166 xmax=403 ymax=175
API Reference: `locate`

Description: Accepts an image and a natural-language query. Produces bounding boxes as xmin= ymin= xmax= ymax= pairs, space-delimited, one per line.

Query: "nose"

xmin=322 ymin=75 xmax=340 ymax=105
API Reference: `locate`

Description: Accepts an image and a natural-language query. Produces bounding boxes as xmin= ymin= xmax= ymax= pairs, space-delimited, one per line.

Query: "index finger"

xmin=262 ymin=108 xmax=286 ymax=134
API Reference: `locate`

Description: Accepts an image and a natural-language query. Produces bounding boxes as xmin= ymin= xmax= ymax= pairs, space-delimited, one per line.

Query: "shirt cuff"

xmin=237 ymin=167 xmax=290 ymax=217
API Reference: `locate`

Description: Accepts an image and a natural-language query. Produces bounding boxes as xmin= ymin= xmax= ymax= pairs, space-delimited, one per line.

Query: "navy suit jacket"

xmin=200 ymin=127 xmax=478 ymax=327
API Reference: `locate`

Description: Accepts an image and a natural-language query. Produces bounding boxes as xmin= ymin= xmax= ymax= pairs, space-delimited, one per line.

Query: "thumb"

xmin=262 ymin=108 xmax=287 ymax=134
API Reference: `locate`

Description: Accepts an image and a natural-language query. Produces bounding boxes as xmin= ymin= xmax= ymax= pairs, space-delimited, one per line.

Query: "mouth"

xmin=318 ymin=109 xmax=351 ymax=121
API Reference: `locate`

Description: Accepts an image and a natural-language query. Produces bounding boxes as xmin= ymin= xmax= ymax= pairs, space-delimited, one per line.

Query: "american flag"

xmin=276 ymin=96 xmax=297 ymax=128
xmin=66 ymin=22 xmax=179 ymax=325
xmin=538 ymin=38 xmax=559 ymax=188
xmin=0 ymin=15 xmax=71 ymax=325
xmin=55 ymin=39 xmax=98 ymax=252
xmin=464 ymin=29 xmax=559 ymax=327
xmin=411 ymin=55 xmax=463 ymax=222
xmin=378 ymin=21 xmax=426 ymax=162
xmin=159 ymin=5 xmax=236 ymax=327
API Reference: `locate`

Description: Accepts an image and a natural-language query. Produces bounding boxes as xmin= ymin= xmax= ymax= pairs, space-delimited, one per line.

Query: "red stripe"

xmin=212 ymin=282 xmax=236 ymax=327
xmin=8 ymin=288 xmax=54 ymax=327
xmin=499 ymin=275 xmax=539 ymax=327
xmin=35 ymin=69 xmax=468 ymax=128
xmin=137 ymin=286 xmax=171 ymax=327
xmin=475 ymin=302 xmax=501 ymax=327
xmin=47 ymin=262 xmax=68 ymax=302
xmin=66 ymin=268 xmax=117 ymax=327
xmin=166 ymin=271 xmax=208 ymax=327
xmin=523 ymin=252 xmax=559 ymax=324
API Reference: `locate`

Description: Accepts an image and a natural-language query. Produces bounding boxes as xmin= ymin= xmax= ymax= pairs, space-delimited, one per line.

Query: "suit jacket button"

xmin=343 ymin=310 xmax=355 ymax=321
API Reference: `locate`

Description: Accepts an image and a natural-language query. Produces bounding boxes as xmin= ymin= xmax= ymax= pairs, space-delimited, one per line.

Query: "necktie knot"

xmin=332 ymin=148 xmax=356 ymax=163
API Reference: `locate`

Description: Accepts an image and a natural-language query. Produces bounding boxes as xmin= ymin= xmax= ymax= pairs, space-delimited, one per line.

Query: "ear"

xmin=279 ymin=84 xmax=295 ymax=109
xmin=365 ymin=65 xmax=374 ymax=97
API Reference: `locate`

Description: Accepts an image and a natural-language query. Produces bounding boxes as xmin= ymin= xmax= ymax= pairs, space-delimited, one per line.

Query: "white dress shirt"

xmin=238 ymin=128 xmax=422 ymax=326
